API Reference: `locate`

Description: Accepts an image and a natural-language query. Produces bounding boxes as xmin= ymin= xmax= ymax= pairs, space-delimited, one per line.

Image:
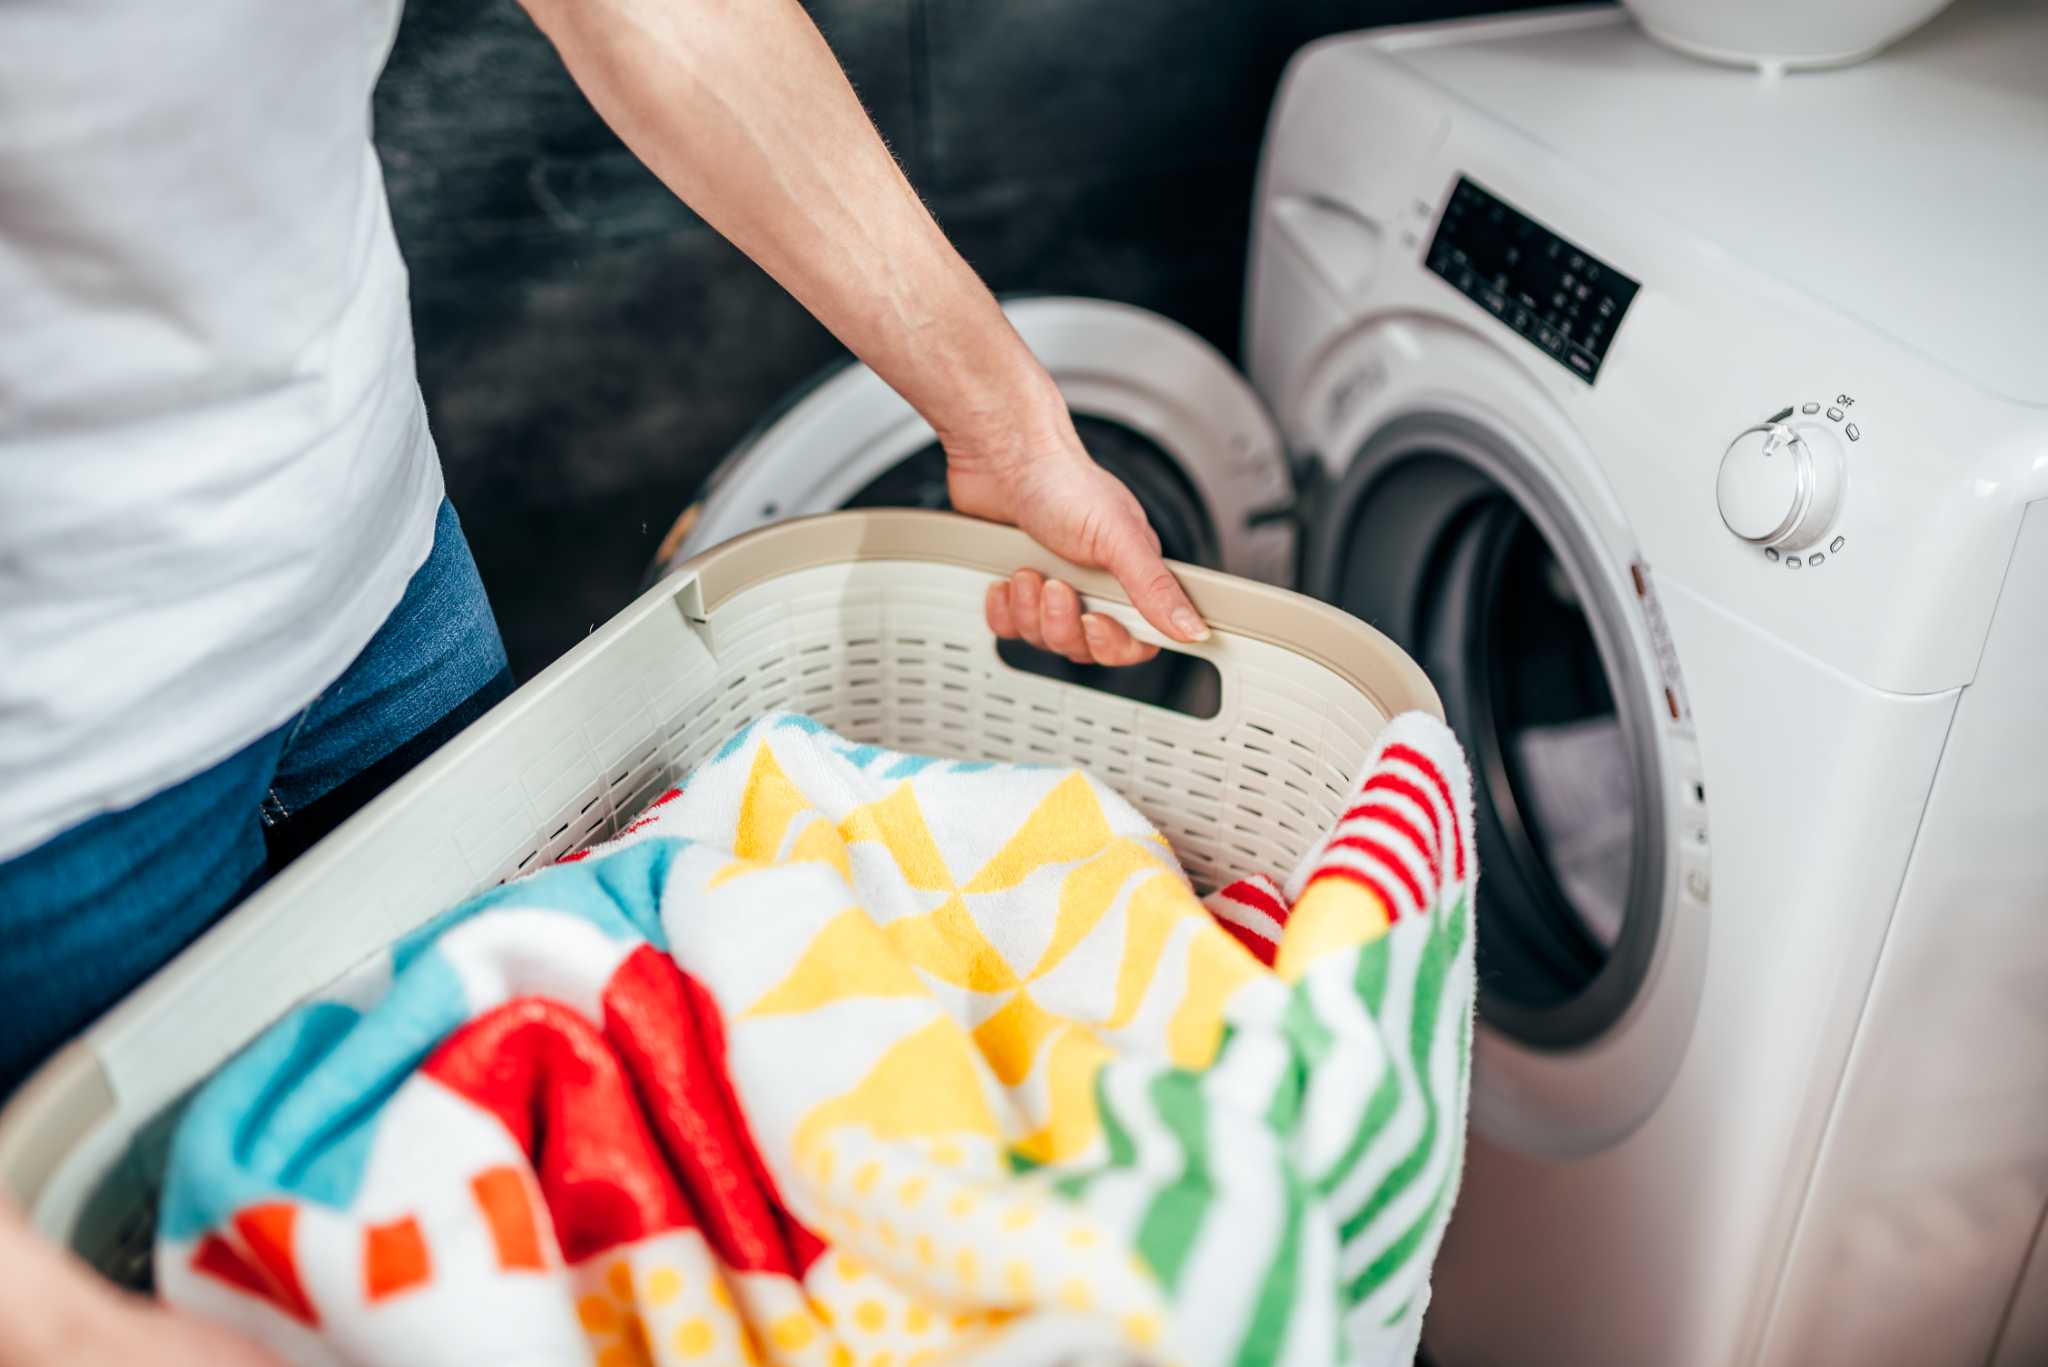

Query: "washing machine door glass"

xmin=1310 ymin=414 xmax=1665 ymax=1048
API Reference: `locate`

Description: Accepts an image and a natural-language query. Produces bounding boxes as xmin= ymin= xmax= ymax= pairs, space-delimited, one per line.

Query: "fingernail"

xmin=1173 ymin=609 xmax=1210 ymax=642
xmin=1081 ymin=613 xmax=1106 ymax=639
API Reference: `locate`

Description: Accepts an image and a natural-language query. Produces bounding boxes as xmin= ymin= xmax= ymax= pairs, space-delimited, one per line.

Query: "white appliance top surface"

xmin=1371 ymin=0 xmax=2048 ymax=405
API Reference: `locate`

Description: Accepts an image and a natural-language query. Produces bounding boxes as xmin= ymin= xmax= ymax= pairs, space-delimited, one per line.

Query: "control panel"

xmin=1426 ymin=176 xmax=1640 ymax=383
xmin=1715 ymin=395 xmax=1862 ymax=568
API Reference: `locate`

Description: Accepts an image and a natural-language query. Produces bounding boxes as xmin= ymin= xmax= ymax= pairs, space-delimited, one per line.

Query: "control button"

xmin=1846 ymin=423 xmax=1860 ymax=441
xmin=1786 ymin=556 xmax=1803 ymax=568
xmin=1827 ymin=406 xmax=1844 ymax=421
xmin=1802 ymin=402 xmax=1821 ymax=414
xmin=1808 ymin=552 xmax=1824 ymax=566
xmin=1830 ymin=535 xmax=1845 ymax=553
xmin=1765 ymin=547 xmax=1780 ymax=561
xmin=1717 ymin=419 xmax=1846 ymax=551
xmin=1685 ymin=867 xmax=1711 ymax=900
xmin=1718 ymin=424 xmax=1807 ymax=543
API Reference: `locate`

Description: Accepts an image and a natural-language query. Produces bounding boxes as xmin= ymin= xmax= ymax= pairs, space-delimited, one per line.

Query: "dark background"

xmin=373 ymin=0 xmax=1554 ymax=678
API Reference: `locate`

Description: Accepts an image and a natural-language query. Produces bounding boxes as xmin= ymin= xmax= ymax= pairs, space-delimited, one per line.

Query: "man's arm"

xmin=517 ymin=0 xmax=1206 ymax=663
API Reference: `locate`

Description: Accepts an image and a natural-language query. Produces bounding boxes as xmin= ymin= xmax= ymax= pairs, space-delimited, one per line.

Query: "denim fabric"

xmin=0 ymin=499 xmax=513 ymax=1096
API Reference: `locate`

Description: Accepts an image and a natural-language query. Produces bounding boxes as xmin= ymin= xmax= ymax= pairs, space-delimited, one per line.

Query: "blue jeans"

xmin=0 ymin=499 xmax=513 ymax=1096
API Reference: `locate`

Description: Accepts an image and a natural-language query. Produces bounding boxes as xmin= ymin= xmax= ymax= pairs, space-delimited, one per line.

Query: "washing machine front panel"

xmin=1247 ymin=15 xmax=2046 ymax=700
xmin=1274 ymin=317 xmax=1968 ymax=1367
xmin=1754 ymin=502 xmax=2048 ymax=1367
xmin=1425 ymin=580 xmax=1961 ymax=1367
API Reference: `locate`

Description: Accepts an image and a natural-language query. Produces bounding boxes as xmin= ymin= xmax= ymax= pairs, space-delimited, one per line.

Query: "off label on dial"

xmin=1817 ymin=394 xmax=1862 ymax=440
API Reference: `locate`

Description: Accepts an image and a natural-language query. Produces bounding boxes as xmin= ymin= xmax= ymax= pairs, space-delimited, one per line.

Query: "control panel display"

xmin=1427 ymin=177 xmax=1639 ymax=383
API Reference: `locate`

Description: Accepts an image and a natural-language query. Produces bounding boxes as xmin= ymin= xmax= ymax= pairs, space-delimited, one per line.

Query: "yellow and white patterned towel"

xmin=161 ymin=710 xmax=1475 ymax=1367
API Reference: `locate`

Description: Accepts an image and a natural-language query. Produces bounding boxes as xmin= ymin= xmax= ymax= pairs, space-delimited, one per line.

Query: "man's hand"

xmin=947 ymin=410 xmax=1207 ymax=667
xmin=0 ymin=1199 xmax=283 ymax=1366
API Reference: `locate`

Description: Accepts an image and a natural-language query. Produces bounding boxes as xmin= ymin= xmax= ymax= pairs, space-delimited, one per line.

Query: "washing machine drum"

xmin=653 ymin=297 xmax=1295 ymax=707
xmin=1307 ymin=414 xmax=1667 ymax=1050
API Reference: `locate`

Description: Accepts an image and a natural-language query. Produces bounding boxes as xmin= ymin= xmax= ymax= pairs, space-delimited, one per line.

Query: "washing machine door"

xmin=1288 ymin=318 xmax=1708 ymax=1157
xmin=1305 ymin=415 xmax=1662 ymax=1045
xmin=652 ymin=296 xmax=1294 ymax=707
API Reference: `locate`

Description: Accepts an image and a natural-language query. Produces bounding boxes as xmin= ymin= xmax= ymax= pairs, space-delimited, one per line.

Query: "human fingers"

xmin=1080 ymin=611 xmax=1159 ymax=667
xmin=1008 ymin=569 xmax=1049 ymax=651
xmin=1039 ymin=578 xmax=1094 ymax=664
xmin=985 ymin=579 xmax=1019 ymax=639
xmin=1098 ymin=518 xmax=1206 ymax=645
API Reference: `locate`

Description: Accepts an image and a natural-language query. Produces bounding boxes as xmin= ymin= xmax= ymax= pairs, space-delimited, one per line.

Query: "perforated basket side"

xmin=698 ymin=560 xmax=1396 ymax=889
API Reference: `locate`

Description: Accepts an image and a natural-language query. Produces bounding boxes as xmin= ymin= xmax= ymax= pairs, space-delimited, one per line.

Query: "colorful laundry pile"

xmin=158 ymin=710 xmax=1476 ymax=1367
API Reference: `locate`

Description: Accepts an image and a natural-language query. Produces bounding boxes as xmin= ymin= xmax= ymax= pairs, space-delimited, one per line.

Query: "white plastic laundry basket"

xmin=0 ymin=508 xmax=1439 ymax=1287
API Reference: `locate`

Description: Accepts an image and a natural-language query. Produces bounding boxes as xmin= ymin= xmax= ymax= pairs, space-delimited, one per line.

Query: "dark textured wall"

xmin=373 ymin=1 xmax=1553 ymax=677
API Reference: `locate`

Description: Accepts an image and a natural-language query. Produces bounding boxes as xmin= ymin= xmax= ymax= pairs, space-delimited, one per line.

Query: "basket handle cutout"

xmin=992 ymin=636 xmax=1223 ymax=721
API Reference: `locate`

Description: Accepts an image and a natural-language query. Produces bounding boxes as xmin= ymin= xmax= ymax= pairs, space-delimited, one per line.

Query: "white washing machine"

xmin=1248 ymin=4 xmax=2048 ymax=1364
xmin=660 ymin=3 xmax=2048 ymax=1363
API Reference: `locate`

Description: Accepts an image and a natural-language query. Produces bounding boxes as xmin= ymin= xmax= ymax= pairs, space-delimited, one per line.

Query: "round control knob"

xmin=1716 ymin=416 xmax=1845 ymax=552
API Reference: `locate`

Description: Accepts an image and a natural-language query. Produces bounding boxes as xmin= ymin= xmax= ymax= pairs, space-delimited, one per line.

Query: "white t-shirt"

xmin=0 ymin=0 xmax=443 ymax=861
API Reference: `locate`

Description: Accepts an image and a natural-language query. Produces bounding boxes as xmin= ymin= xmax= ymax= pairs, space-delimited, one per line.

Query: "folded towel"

xmin=159 ymin=710 xmax=1475 ymax=1367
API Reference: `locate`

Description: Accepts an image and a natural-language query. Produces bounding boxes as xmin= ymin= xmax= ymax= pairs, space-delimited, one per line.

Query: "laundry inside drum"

xmin=1508 ymin=715 xmax=1631 ymax=949
xmin=1441 ymin=500 xmax=1643 ymax=1018
xmin=1479 ymin=519 xmax=1635 ymax=960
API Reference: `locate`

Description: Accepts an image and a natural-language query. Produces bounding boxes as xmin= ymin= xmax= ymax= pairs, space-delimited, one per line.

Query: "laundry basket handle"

xmin=685 ymin=508 xmax=1438 ymax=723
